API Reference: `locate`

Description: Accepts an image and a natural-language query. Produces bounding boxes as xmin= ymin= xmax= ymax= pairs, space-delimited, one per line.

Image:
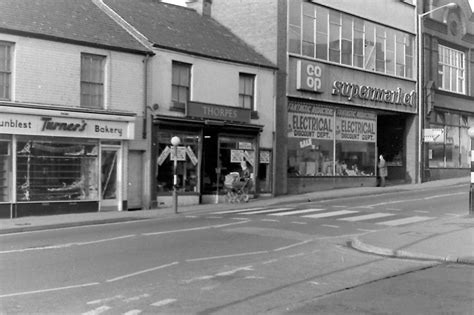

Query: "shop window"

xmin=287 ymin=103 xmax=376 ymax=177
xmin=156 ymin=131 xmax=199 ymax=194
xmin=16 ymin=138 xmax=99 ymax=201
xmin=428 ymin=111 xmax=470 ymax=168
xmin=239 ymin=73 xmax=255 ymax=111
xmin=171 ymin=61 xmax=191 ymax=111
xmin=81 ymin=53 xmax=105 ymax=109
xmin=0 ymin=41 xmax=12 ymax=100
xmin=0 ymin=140 xmax=10 ymax=202
xmin=438 ymin=45 xmax=465 ymax=94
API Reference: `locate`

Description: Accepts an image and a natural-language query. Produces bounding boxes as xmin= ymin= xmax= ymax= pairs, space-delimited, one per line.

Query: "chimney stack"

xmin=186 ymin=0 xmax=212 ymax=16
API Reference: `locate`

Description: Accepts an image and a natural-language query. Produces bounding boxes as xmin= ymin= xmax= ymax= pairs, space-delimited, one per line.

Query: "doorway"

xmin=377 ymin=115 xmax=406 ymax=181
xmin=100 ymin=145 xmax=121 ymax=211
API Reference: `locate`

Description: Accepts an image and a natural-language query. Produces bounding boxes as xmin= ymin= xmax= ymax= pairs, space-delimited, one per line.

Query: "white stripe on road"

xmin=273 ymin=240 xmax=312 ymax=252
xmin=214 ymin=207 xmax=264 ymax=214
xmin=123 ymin=310 xmax=142 ymax=315
xmin=268 ymin=208 xmax=325 ymax=216
xmin=82 ymin=306 xmax=111 ymax=315
xmin=242 ymin=208 xmax=294 ymax=215
xmin=339 ymin=213 xmax=395 ymax=222
xmin=186 ymin=251 xmax=268 ymax=262
xmin=378 ymin=216 xmax=433 ymax=226
xmin=106 ymin=262 xmax=179 ymax=283
xmin=424 ymin=192 xmax=464 ymax=200
xmin=302 ymin=210 xmax=358 ymax=219
xmin=151 ymin=298 xmax=177 ymax=307
xmin=321 ymin=224 xmax=339 ymax=228
xmin=0 ymin=235 xmax=135 ymax=254
xmin=0 ymin=282 xmax=99 ymax=298
xmin=143 ymin=220 xmax=248 ymax=236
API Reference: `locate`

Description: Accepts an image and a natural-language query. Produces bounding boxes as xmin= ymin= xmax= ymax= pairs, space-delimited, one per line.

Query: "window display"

xmin=16 ymin=138 xmax=99 ymax=201
xmin=287 ymin=101 xmax=376 ymax=177
xmin=156 ymin=131 xmax=200 ymax=193
xmin=0 ymin=140 xmax=10 ymax=202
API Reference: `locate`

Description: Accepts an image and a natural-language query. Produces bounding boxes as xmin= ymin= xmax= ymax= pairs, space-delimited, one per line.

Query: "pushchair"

xmin=224 ymin=172 xmax=251 ymax=203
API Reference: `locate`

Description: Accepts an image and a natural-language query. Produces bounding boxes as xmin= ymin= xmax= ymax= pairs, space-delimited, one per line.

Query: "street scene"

xmin=1 ymin=179 xmax=473 ymax=314
xmin=1 ymin=0 xmax=474 ymax=314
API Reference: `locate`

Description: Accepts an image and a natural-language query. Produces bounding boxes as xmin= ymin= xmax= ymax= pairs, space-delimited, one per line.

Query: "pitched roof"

xmin=103 ymin=0 xmax=275 ymax=69
xmin=0 ymin=0 xmax=151 ymax=54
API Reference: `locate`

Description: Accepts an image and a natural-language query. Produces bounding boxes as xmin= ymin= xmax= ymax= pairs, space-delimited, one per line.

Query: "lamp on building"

xmin=417 ymin=2 xmax=457 ymax=183
xmin=171 ymin=136 xmax=181 ymax=213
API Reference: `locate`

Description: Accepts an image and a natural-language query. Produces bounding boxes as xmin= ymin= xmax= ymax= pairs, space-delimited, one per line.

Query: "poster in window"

xmin=335 ymin=109 xmax=376 ymax=142
xmin=260 ymin=151 xmax=270 ymax=164
xmin=288 ymin=103 xmax=334 ymax=140
xmin=231 ymin=149 xmax=244 ymax=163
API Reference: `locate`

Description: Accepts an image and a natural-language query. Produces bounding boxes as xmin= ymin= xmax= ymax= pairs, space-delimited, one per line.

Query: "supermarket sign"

xmin=0 ymin=113 xmax=134 ymax=139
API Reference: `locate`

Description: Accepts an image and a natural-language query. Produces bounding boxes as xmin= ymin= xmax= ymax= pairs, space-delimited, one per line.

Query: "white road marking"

xmin=321 ymin=224 xmax=339 ymax=228
xmin=424 ymin=192 xmax=464 ymax=200
xmin=242 ymin=208 xmax=294 ymax=215
xmin=82 ymin=306 xmax=111 ymax=315
xmin=261 ymin=259 xmax=278 ymax=264
xmin=186 ymin=251 xmax=268 ymax=262
xmin=123 ymin=293 xmax=150 ymax=303
xmin=216 ymin=266 xmax=254 ymax=276
xmin=106 ymin=262 xmax=179 ymax=283
xmin=291 ymin=221 xmax=307 ymax=225
xmin=414 ymin=210 xmax=430 ymax=213
xmin=0 ymin=282 xmax=99 ymax=298
xmin=87 ymin=295 xmax=123 ymax=305
xmin=268 ymin=208 xmax=325 ymax=216
xmin=214 ymin=207 xmax=264 ymax=214
xmin=206 ymin=216 xmax=222 ymax=219
xmin=273 ymin=240 xmax=312 ymax=252
xmin=143 ymin=220 xmax=248 ymax=236
xmin=332 ymin=205 xmax=348 ymax=208
xmin=378 ymin=216 xmax=433 ymax=226
xmin=151 ymin=298 xmax=177 ymax=307
xmin=0 ymin=235 xmax=135 ymax=254
xmin=123 ymin=310 xmax=142 ymax=315
xmin=339 ymin=213 xmax=395 ymax=222
xmin=302 ymin=210 xmax=357 ymax=219
xmin=357 ymin=228 xmax=377 ymax=232
xmin=261 ymin=219 xmax=279 ymax=222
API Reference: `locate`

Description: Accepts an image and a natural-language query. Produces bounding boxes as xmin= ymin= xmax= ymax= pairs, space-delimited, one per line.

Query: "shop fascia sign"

xmin=0 ymin=113 xmax=133 ymax=139
xmin=331 ymin=81 xmax=416 ymax=107
xmin=186 ymin=101 xmax=250 ymax=124
xmin=297 ymin=60 xmax=324 ymax=93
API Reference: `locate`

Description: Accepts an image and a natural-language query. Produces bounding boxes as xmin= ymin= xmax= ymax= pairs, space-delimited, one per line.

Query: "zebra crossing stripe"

xmin=377 ymin=216 xmax=433 ymax=226
xmin=339 ymin=213 xmax=395 ymax=222
xmin=302 ymin=210 xmax=357 ymax=219
xmin=214 ymin=207 xmax=264 ymax=214
xmin=242 ymin=208 xmax=294 ymax=215
xmin=269 ymin=208 xmax=326 ymax=216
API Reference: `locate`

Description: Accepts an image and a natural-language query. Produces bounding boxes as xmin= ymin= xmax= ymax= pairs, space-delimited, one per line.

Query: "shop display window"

xmin=0 ymin=140 xmax=10 ymax=202
xmin=156 ymin=131 xmax=200 ymax=193
xmin=16 ymin=138 xmax=99 ymax=201
xmin=258 ymin=149 xmax=273 ymax=193
xmin=336 ymin=142 xmax=376 ymax=176
xmin=288 ymin=140 xmax=333 ymax=176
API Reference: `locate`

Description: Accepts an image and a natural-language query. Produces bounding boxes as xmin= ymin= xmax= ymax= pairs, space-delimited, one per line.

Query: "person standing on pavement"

xmin=377 ymin=154 xmax=387 ymax=187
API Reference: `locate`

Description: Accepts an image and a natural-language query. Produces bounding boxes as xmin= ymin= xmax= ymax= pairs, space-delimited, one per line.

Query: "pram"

xmin=224 ymin=172 xmax=251 ymax=203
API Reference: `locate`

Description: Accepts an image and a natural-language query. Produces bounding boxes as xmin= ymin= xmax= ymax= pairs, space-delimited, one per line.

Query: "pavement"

xmin=1 ymin=177 xmax=473 ymax=265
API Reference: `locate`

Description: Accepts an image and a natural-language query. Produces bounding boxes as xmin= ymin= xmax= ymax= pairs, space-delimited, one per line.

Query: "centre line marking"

xmin=0 ymin=282 xmax=99 ymax=298
xmin=273 ymin=239 xmax=312 ymax=252
xmin=321 ymin=224 xmax=339 ymax=228
xmin=151 ymin=298 xmax=177 ymax=307
xmin=106 ymin=262 xmax=179 ymax=283
xmin=143 ymin=220 xmax=248 ymax=236
xmin=186 ymin=251 xmax=268 ymax=262
xmin=82 ymin=306 xmax=111 ymax=315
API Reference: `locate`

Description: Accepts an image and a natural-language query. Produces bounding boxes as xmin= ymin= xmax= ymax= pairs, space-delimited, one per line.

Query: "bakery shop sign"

xmin=331 ymin=80 xmax=416 ymax=107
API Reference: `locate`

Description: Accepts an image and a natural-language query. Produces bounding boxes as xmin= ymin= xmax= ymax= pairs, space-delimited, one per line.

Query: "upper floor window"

xmin=438 ymin=45 xmax=465 ymax=94
xmin=0 ymin=41 xmax=13 ymax=100
xmin=287 ymin=0 xmax=414 ymax=79
xmin=239 ymin=73 xmax=255 ymax=110
xmin=81 ymin=53 xmax=105 ymax=109
xmin=172 ymin=61 xmax=191 ymax=111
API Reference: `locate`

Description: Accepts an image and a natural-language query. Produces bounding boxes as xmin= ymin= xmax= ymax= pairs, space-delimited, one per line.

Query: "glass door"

xmin=100 ymin=145 xmax=121 ymax=211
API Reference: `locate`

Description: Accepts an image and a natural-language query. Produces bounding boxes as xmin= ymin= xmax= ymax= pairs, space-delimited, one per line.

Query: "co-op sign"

xmin=296 ymin=59 xmax=416 ymax=109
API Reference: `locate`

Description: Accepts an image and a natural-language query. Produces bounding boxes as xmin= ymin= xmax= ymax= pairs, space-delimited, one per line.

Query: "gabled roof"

xmin=0 ymin=0 xmax=151 ymax=55
xmin=103 ymin=0 xmax=276 ymax=69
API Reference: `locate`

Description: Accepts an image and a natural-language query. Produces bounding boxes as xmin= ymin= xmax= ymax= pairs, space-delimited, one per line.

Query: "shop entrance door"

xmin=100 ymin=146 xmax=121 ymax=211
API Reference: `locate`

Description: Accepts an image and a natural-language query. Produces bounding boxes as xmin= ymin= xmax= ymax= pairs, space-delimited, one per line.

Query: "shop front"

xmin=0 ymin=104 xmax=135 ymax=218
xmin=287 ymin=58 xmax=417 ymax=193
xmin=153 ymin=101 xmax=271 ymax=207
